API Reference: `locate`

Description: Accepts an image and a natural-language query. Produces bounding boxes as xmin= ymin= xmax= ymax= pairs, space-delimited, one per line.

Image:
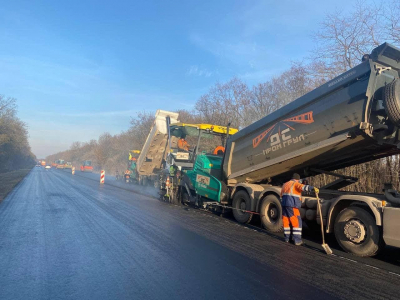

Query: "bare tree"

xmin=129 ymin=111 xmax=156 ymax=148
xmin=0 ymin=96 xmax=17 ymax=118
xmin=385 ymin=1 xmax=400 ymax=43
xmin=311 ymin=2 xmax=385 ymax=75
xmin=0 ymin=95 xmax=35 ymax=171
xmin=195 ymin=78 xmax=251 ymax=128
xmin=245 ymin=65 xmax=314 ymax=125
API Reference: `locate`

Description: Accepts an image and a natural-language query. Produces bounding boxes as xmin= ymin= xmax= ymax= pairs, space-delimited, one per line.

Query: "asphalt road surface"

xmin=0 ymin=168 xmax=399 ymax=300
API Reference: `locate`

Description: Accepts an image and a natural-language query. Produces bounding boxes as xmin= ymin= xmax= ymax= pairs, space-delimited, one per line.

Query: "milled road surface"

xmin=0 ymin=168 xmax=399 ymax=300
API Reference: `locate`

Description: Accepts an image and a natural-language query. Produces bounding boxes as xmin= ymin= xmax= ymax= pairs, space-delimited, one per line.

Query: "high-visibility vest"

xmin=178 ymin=139 xmax=189 ymax=150
xmin=213 ymin=146 xmax=225 ymax=155
xmin=280 ymin=179 xmax=313 ymax=208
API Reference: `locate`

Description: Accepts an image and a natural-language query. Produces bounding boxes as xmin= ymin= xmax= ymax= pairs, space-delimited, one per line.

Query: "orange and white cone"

xmin=100 ymin=170 xmax=105 ymax=184
xmin=72 ymin=167 xmax=75 ymax=175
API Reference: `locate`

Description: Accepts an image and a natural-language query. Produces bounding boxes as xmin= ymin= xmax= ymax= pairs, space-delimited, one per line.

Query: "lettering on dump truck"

xmin=263 ymin=134 xmax=305 ymax=155
xmin=327 ymin=70 xmax=356 ymax=87
xmin=253 ymin=111 xmax=314 ymax=148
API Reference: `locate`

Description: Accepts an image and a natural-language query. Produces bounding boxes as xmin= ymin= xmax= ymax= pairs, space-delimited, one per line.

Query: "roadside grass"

xmin=0 ymin=169 xmax=31 ymax=202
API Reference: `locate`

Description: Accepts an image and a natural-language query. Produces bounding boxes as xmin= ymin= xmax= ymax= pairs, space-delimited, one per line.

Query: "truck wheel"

xmin=260 ymin=195 xmax=283 ymax=232
xmin=232 ymin=191 xmax=253 ymax=224
xmin=334 ymin=207 xmax=384 ymax=257
xmin=384 ymin=79 xmax=400 ymax=127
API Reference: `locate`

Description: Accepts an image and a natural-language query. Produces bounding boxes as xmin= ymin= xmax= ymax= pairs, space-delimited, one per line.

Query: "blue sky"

xmin=0 ymin=0 xmax=358 ymax=158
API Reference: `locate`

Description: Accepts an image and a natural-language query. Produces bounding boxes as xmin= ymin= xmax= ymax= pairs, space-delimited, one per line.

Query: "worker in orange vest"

xmin=213 ymin=146 xmax=225 ymax=155
xmin=280 ymin=173 xmax=319 ymax=245
xmin=178 ymin=136 xmax=190 ymax=151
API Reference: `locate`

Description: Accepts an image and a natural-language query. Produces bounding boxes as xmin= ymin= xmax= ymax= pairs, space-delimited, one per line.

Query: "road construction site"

xmin=0 ymin=167 xmax=399 ymax=300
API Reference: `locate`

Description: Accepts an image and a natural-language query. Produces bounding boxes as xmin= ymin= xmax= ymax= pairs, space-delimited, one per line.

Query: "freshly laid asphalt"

xmin=0 ymin=167 xmax=399 ymax=300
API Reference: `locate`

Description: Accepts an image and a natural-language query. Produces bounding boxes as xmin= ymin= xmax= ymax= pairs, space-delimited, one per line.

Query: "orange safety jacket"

xmin=178 ymin=139 xmax=189 ymax=151
xmin=213 ymin=146 xmax=225 ymax=155
xmin=280 ymin=179 xmax=314 ymax=208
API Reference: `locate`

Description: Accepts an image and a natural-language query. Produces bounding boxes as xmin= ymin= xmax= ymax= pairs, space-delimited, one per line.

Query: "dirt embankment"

xmin=0 ymin=169 xmax=31 ymax=202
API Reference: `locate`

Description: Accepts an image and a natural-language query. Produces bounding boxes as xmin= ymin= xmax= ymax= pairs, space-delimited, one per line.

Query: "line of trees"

xmin=46 ymin=1 xmax=400 ymax=192
xmin=0 ymin=96 xmax=36 ymax=172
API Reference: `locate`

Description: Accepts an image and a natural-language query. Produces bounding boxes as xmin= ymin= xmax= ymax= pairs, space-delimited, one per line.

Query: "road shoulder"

xmin=0 ymin=169 xmax=32 ymax=202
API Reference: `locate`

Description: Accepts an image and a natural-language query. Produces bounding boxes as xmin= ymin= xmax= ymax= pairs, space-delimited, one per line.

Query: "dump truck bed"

xmin=224 ymin=43 xmax=400 ymax=185
xmin=137 ymin=110 xmax=179 ymax=176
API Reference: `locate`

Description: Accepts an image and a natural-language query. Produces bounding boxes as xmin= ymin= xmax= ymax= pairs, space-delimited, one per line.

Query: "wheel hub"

xmin=240 ymin=201 xmax=246 ymax=211
xmin=269 ymin=207 xmax=277 ymax=219
xmin=344 ymin=219 xmax=366 ymax=243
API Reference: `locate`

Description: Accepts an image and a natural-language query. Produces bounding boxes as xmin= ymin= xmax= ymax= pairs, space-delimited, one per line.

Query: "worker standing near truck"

xmin=281 ymin=173 xmax=319 ymax=245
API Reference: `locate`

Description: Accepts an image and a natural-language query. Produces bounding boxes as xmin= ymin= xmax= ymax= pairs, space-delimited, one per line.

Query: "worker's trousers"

xmin=282 ymin=206 xmax=302 ymax=243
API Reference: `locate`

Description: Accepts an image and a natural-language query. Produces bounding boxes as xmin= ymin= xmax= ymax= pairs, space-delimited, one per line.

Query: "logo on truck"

xmin=252 ymin=111 xmax=314 ymax=149
xmin=196 ymin=174 xmax=210 ymax=186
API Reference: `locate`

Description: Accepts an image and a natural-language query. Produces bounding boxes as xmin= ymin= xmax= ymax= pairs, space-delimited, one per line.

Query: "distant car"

xmin=35 ymin=164 xmax=41 ymax=167
xmin=45 ymin=165 xmax=51 ymax=169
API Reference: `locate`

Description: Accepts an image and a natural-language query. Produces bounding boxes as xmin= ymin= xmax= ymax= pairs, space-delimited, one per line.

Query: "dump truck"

xmin=178 ymin=42 xmax=400 ymax=257
xmin=160 ymin=123 xmax=238 ymax=203
xmin=136 ymin=110 xmax=179 ymax=187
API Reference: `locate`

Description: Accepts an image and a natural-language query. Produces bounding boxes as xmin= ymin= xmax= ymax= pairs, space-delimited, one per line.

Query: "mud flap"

xmin=383 ymin=207 xmax=400 ymax=247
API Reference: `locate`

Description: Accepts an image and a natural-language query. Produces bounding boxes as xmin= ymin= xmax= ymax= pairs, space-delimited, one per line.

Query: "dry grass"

xmin=0 ymin=169 xmax=31 ymax=202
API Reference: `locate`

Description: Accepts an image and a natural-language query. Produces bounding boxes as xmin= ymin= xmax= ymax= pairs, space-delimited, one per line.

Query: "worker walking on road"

xmin=280 ymin=173 xmax=319 ymax=246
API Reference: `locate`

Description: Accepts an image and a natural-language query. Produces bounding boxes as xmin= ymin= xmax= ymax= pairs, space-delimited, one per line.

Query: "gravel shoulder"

xmin=0 ymin=169 xmax=31 ymax=202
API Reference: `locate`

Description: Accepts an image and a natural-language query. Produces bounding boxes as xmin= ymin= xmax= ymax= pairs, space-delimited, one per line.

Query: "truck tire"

xmin=232 ymin=191 xmax=253 ymax=224
xmin=260 ymin=194 xmax=283 ymax=232
xmin=334 ymin=207 xmax=383 ymax=257
xmin=384 ymin=79 xmax=400 ymax=127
